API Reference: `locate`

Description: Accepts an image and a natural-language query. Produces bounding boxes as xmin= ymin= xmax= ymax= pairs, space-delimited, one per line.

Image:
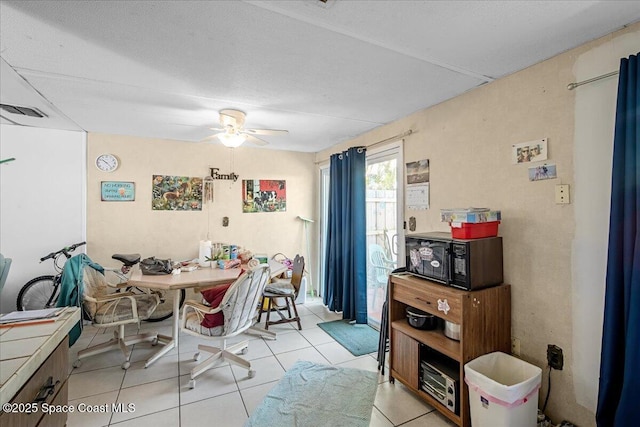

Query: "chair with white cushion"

xmin=74 ymin=266 xmax=160 ymax=370
xmin=180 ymin=263 xmax=271 ymax=389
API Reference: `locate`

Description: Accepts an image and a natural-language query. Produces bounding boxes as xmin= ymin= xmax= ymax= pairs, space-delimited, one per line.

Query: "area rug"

xmin=245 ymin=360 xmax=378 ymax=427
xmin=317 ymin=319 xmax=379 ymax=356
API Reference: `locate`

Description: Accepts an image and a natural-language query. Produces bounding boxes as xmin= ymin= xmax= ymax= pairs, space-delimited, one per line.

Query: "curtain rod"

xmin=567 ymin=70 xmax=618 ymax=90
xmin=368 ymin=129 xmax=414 ymax=150
xmin=315 ymin=129 xmax=414 ymax=164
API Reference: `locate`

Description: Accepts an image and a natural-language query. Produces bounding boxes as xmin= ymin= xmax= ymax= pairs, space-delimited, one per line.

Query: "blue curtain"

xmin=597 ymin=52 xmax=639 ymax=426
xmin=323 ymin=147 xmax=367 ymax=323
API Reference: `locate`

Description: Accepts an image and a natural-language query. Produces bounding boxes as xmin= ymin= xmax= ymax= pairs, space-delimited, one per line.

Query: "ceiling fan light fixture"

xmin=217 ymin=132 xmax=247 ymax=148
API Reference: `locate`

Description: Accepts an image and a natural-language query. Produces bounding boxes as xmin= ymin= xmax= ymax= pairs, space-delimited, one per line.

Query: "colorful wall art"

xmin=242 ymin=179 xmax=286 ymax=213
xmin=152 ymin=175 xmax=203 ymax=210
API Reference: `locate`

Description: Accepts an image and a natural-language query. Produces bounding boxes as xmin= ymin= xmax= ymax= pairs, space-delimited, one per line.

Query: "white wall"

xmin=0 ymin=125 xmax=86 ymax=314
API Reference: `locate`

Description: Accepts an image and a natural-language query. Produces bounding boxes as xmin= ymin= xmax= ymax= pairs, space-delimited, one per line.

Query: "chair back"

xmin=81 ymin=266 xmax=110 ymax=318
xmin=0 ymin=254 xmax=12 ymax=296
xmin=369 ymin=244 xmax=393 ymax=282
xmin=290 ymin=255 xmax=305 ymax=293
xmin=221 ymin=263 xmax=270 ymax=336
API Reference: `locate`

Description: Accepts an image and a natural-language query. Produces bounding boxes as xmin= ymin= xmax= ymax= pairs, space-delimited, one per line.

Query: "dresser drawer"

xmin=0 ymin=338 xmax=69 ymax=427
xmin=37 ymin=381 xmax=68 ymax=427
xmin=393 ymin=280 xmax=462 ymax=324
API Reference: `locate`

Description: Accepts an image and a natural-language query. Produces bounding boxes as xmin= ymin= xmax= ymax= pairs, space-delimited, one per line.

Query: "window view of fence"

xmin=366 ymin=159 xmax=398 ymax=327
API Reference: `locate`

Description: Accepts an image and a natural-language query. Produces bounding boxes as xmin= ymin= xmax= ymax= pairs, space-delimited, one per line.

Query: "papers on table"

xmin=0 ymin=308 xmax=66 ymax=326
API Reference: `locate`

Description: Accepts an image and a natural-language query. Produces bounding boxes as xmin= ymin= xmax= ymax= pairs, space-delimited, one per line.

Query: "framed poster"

xmin=152 ymin=175 xmax=203 ymax=210
xmin=242 ymin=180 xmax=286 ymax=213
xmin=101 ymin=181 xmax=135 ymax=201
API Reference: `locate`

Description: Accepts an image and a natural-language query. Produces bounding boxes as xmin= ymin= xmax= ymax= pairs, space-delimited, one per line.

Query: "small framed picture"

xmin=512 ymin=138 xmax=548 ymax=164
xmin=528 ymin=164 xmax=557 ymax=181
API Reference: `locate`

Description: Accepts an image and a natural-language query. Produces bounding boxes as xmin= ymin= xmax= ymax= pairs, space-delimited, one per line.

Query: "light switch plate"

xmin=555 ymin=184 xmax=570 ymax=204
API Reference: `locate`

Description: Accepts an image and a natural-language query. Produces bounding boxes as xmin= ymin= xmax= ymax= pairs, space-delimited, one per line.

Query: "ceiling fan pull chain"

xmin=229 ymin=148 xmax=235 ymax=189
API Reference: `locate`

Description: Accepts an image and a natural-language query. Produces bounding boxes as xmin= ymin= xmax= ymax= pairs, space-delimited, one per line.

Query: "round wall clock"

xmin=95 ymin=154 xmax=119 ymax=172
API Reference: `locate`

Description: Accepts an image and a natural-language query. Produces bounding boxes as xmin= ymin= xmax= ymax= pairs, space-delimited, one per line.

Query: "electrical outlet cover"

xmin=547 ymin=344 xmax=564 ymax=370
xmin=555 ymin=184 xmax=570 ymax=204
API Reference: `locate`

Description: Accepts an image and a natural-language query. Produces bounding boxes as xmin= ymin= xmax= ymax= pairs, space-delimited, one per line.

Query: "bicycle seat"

xmin=112 ymin=253 xmax=141 ymax=266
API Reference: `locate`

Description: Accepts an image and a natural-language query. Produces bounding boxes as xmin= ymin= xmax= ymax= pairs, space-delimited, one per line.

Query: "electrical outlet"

xmin=547 ymin=344 xmax=564 ymax=370
xmin=555 ymin=184 xmax=570 ymax=204
xmin=511 ymin=337 xmax=521 ymax=356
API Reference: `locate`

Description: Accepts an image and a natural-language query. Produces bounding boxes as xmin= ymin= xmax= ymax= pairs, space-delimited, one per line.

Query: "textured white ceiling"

xmin=1 ymin=1 xmax=639 ymax=152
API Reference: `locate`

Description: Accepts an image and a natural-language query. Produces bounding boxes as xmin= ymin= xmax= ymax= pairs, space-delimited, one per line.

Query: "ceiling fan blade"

xmin=245 ymin=128 xmax=289 ymax=136
xmin=209 ymin=126 xmax=225 ymax=131
xmin=200 ymin=134 xmax=220 ymax=142
xmin=245 ymin=134 xmax=269 ymax=146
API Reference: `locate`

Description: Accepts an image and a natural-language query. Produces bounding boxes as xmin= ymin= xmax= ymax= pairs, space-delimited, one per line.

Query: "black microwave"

xmin=405 ymin=232 xmax=503 ymax=290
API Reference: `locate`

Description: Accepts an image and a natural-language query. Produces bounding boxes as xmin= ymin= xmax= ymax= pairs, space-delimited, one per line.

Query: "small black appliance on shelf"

xmin=405 ymin=232 xmax=504 ymax=290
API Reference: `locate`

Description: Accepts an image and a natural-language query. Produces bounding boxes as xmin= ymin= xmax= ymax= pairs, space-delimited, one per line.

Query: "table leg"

xmin=144 ymin=289 xmax=182 ymax=367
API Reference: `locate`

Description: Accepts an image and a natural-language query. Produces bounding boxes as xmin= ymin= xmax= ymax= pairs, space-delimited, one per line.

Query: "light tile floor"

xmin=66 ymin=298 xmax=456 ymax=427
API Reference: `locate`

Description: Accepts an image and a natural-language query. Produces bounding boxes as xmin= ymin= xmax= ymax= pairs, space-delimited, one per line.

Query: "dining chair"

xmin=180 ymin=263 xmax=271 ymax=389
xmin=257 ymin=255 xmax=304 ymax=330
xmin=369 ymin=244 xmax=396 ymax=306
xmin=73 ymin=265 xmax=160 ymax=370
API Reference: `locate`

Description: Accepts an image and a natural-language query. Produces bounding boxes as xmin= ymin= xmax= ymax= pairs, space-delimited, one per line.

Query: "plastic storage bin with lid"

xmin=440 ymin=208 xmax=501 ymax=239
xmin=464 ymin=351 xmax=542 ymax=427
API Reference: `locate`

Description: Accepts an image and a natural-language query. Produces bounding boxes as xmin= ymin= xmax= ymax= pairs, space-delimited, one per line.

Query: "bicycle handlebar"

xmin=40 ymin=241 xmax=86 ymax=262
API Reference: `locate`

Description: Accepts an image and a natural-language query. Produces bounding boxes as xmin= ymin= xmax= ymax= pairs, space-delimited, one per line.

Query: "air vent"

xmin=0 ymin=103 xmax=46 ymax=118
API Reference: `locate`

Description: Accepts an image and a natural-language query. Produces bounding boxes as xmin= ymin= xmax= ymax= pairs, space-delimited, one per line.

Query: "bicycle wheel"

xmin=145 ymin=289 xmax=186 ymax=322
xmin=17 ymin=275 xmax=59 ymax=311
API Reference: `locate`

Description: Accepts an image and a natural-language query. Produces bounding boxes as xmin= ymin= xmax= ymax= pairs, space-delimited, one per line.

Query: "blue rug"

xmin=245 ymin=360 xmax=378 ymax=427
xmin=317 ymin=319 xmax=379 ymax=356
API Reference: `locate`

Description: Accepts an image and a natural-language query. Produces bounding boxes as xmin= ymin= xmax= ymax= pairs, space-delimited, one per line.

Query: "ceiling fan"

xmin=202 ymin=109 xmax=289 ymax=148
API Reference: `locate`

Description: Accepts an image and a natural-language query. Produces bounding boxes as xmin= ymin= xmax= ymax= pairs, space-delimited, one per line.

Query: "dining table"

xmin=127 ymin=259 xmax=288 ymax=367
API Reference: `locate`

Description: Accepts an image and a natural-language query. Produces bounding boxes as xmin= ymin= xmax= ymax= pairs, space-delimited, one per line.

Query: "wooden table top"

xmin=128 ymin=259 xmax=287 ymax=291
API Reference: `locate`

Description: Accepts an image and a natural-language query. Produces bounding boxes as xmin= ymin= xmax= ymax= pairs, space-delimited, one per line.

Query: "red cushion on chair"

xmin=199 ymin=268 xmax=245 ymax=328
xmin=200 ymin=283 xmax=232 ymax=328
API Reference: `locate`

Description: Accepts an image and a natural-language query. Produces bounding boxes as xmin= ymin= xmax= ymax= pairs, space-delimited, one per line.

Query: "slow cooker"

xmin=406 ymin=306 xmax=438 ymax=330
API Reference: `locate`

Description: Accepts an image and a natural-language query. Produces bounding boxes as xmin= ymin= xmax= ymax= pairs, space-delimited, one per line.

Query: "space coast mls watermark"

xmin=2 ymin=402 xmax=136 ymax=415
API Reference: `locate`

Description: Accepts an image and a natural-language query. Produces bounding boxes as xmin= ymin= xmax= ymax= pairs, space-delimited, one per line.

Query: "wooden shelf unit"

xmin=388 ymin=273 xmax=511 ymax=427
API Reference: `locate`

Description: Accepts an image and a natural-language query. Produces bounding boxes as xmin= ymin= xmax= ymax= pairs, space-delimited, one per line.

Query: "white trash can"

xmin=464 ymin=352 xmax=542 ymax=427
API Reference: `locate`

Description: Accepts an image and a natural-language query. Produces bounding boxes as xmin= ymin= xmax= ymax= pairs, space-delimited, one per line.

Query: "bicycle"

xmin=16 ymin=245 xmax=185 ymax=322
xmin=16 ymin=242 xmax=86 ymax=311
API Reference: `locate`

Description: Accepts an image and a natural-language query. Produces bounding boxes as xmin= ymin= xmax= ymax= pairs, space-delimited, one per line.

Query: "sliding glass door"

xmin=365 ymin=144 xmax=403 ymax=328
